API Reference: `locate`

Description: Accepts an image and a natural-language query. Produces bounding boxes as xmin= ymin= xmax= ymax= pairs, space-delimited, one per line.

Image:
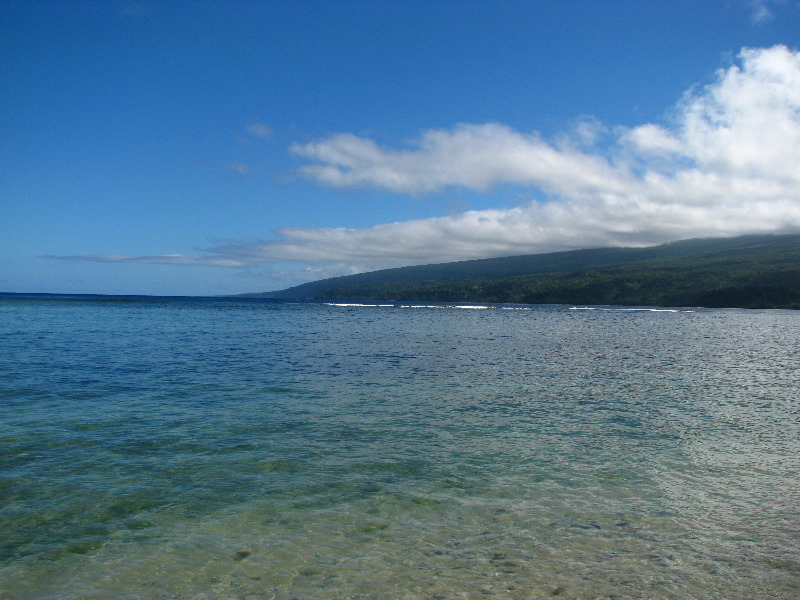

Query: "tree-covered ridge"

xmin=254 ymin=234 xmax=800 ymax=309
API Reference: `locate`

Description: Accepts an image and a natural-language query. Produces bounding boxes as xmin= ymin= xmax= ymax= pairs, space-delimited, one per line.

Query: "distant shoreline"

xmin=240 ymin=234 xmax=800 ymax=310
xmin=2 ymin=291 xmax=798 ymax=312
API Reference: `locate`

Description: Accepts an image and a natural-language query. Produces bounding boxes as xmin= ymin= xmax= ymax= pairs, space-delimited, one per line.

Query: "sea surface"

xmin=0 ymin=294 xmax=798 ymax=600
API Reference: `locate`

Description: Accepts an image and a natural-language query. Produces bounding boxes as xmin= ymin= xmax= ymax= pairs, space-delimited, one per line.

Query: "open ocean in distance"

xmin=0 ymin=293 xmax=798 ymax=600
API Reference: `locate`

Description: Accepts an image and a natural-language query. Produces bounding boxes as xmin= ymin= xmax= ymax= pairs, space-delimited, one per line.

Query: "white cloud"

xmin=293 ymin=46 xmax=800 ymax=204
xmin=290 ymin=124 xmax=630 ymax=198
xmin=65 ymin=46 xmax=800 ymax=284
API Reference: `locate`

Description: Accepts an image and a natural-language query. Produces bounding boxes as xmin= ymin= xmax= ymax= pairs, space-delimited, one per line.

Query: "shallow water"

xmin=0 ymin=296 xmax=798 ymax=599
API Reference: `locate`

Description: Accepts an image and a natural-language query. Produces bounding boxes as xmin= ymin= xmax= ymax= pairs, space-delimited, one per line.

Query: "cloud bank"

xmin=69 ymin=46 xmax=800 ymax=280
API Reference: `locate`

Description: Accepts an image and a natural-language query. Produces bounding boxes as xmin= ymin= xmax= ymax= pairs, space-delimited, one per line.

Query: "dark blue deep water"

xmin=1 ymin=295 xmax=798 ymax=599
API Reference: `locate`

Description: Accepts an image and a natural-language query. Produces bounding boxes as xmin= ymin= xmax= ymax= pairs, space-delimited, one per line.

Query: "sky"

xmin=2 ymin=0 xmax=800 ymax=296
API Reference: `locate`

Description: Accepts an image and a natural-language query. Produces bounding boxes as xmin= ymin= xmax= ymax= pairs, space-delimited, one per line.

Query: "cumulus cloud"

xmin=293 ymin=46 xmax=800 ymax=202
xmin=290 ymin=124 xmax=630 ymax=198
xmin=67 ymin=46 xmax=800 ymax=282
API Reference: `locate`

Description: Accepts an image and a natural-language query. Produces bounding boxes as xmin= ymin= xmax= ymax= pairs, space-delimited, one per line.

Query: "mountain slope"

xmin=245 ymin=234 xmax=800 ymax=308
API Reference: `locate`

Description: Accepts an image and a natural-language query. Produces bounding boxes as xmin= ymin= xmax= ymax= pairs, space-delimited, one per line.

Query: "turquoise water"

xmin=0 ymin=295 xmax=798 ymax=599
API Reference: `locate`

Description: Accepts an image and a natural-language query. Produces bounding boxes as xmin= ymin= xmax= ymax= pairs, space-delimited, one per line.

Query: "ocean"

xmin=0 ymin=294 xmax=798 ymax=599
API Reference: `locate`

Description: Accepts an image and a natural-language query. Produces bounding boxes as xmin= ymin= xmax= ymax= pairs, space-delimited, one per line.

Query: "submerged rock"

xmin=233 ymin=549 xmax=252 ymax=561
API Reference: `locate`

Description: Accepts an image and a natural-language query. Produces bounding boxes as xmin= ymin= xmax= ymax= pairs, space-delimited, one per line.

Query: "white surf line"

xmin=324 ymin=303 xmax=395 ymax=307
xmin=326 ymin=302 xmax=531 ymax=311
xmin=569 ymin=306 xmax=695 ymax=313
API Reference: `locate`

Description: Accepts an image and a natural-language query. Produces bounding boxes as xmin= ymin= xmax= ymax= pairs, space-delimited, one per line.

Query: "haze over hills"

xmin=241 ymin=234 xmax=800 ymax=309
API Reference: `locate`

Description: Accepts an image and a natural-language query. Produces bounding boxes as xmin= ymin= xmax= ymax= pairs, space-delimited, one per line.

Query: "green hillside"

xmin=247 ymin=234 xmax=800 ymax=309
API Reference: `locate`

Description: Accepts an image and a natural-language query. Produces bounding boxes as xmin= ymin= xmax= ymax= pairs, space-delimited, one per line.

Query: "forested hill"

xmin=244 ymin=234 xmax=800 ymax=309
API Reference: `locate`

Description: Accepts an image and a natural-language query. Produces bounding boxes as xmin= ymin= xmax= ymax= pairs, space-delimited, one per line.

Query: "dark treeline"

xmin=254 ymin=234 xmax=800 ymax=309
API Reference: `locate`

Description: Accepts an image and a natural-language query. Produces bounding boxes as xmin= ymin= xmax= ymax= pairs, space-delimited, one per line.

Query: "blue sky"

xmin=3 ymin=0 xmax=800 ymax=296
